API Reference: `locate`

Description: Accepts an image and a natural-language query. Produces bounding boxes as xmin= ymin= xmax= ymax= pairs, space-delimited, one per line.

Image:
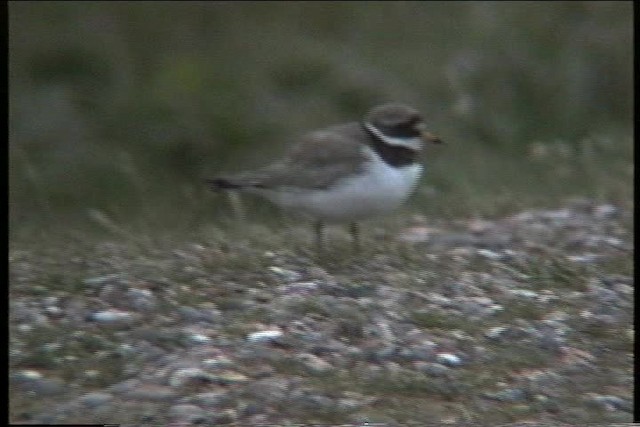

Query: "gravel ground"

xmin=9 ymin=198 xmax=633 ymax=425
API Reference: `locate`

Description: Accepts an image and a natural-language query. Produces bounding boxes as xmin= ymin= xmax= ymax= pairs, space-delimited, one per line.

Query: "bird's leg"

xmin=314 ymin=220 xmax=325 ymax=252
xmin=349 ymin=222 xmax=360 ymax=252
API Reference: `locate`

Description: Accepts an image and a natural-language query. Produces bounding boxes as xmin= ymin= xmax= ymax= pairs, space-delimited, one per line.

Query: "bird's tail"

xmin=205 ymin=178 xmax=243 ymax=192
xmin=205 ymin=175 xmax=267 ymax=192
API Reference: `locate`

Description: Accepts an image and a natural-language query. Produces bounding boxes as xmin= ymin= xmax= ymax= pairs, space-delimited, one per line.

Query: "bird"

xmin=206 ymin=103 xmax=442 ymax=250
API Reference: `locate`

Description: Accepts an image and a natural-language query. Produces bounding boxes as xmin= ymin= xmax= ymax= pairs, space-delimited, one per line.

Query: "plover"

xmin=207 ymin=103 xmax=442 ymax=249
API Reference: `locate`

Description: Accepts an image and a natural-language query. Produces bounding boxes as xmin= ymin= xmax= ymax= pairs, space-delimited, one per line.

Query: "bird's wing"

xmin=226 ymin=123 xmax=369 ymax=190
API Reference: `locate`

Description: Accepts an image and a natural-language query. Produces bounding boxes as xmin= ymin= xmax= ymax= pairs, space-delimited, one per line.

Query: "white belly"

xmin=259 ymin=147 xmax=423 ymax=222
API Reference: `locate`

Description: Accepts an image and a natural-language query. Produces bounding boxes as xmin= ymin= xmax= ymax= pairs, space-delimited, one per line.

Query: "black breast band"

xmin=361 ymin=123 xmax=418 ymax=167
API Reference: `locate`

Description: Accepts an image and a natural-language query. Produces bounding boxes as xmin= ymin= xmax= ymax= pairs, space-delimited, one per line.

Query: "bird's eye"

xmin=394 ymin=115 xmax=421 ymax=131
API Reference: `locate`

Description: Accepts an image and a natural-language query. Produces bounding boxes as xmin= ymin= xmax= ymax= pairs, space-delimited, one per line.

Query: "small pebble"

xmin=88 ymin=309 xmax=135 ymax=324
xmin=277 ymin=282 xmax=320 ymax=295
xmin=44 ymin=306 xmax=64 ymax=317
xmin=508 ymin=289 xmax=539 ymax=299
xmin=14 ymin=369 xmax=43 ymax=380
xmin=211 ymin=408 xmax=238 ymax=424
xmin=594 ymin=204 xmax=618 ymax=219
xmin=585 ymin=394 xmax=632 ymax=412
xmin=169 ymin=368 xmax=216 ymax=387
xmin=190 ymin=391 xmax=232 ymax=407
xmin=168 ymin=404 xmax=209 ymax=424
xmin=83 ymin=274 xmax=122 ymax=287
xmin=268 ymin=266 xmax=301 ymax=282
xmin=187 ymin=333 xmax=212 ymax=344
xmin=477 ymin=249 xmax=505 ymax=260
xmin=485 ymin=326 xmax=509 ymax=340
xmin=12 ymin=371 xmax=66 ymax=396
xmin=78 ymin=392 xmax=113 ymax=408
xmin=210 ymin=371 xmax=249 ymax=385
xmin=414 ymin=361 xmax=450 ymax=377
xmin=436 ymin=353 xmax=463 ymax=367
xmin=566 ymin=254 xmax=601 ymax=263
xmin=122 ymin=384 xmax=176 ymax=401
xmin=247 ymin=330 xmax=283 ymax=343
xmin=202 ymin=355 xmax=234 ymax=369
xmin=483 ymin=388 xmax=528 ymax=402
xmin=297 ymin=353 xmax=334 ymax=375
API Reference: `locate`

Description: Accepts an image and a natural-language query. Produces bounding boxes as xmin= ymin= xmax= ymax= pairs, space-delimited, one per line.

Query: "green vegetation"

xmin=9 ymin=2 xmax=632 ymax=239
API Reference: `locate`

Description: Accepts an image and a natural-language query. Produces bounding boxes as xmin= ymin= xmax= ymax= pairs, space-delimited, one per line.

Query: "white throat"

xmin=363 ymin=122 xmax=423 ymax=151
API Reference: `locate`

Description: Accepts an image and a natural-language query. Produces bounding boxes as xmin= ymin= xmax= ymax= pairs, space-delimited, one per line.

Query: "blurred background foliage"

xmin=9 ymin=1 xmax=633 ymax=237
